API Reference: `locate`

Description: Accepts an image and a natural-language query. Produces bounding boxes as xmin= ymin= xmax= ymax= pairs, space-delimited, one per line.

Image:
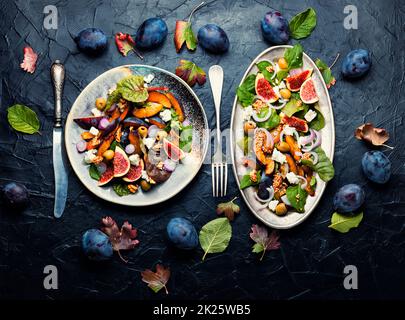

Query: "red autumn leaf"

xmin=175 ymin=60 xmax=206 ymax=87
xmin=250 ymin=224 xmax=280 ymax=261
xmin=20 ymin=46 xmax=38 ymax=74
xmin=115 ymin=32 xmax=143 ymax=59
xmin=141 ymin=264 xmax=170 ymax=294
xmin=101 ymin=216 xmax=139 ymax=262
xmin=354 ymin=123 xmax=390 ymax=146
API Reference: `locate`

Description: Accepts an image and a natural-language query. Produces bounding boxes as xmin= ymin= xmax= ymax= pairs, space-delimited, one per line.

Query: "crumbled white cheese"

xmin=243 ymin=105 xmax=254 ymax=121
xmin=273 ymin=85 xmax=280 ymax=97
xmin=141 ymin=170 xmax=151 ymax=182
xmin=84 ymin=149 xmax=97 ymax=164
xmin=271 ymin=149 xmax=286 ymax=164
xmin=304 ymin=109 xmax=317 ymax=122
xmin=91 ymin=108 xmax=102 ymax=117
xmin=286 ymin=172 xmax=300 ymax=184
xmin=160 ymin=109 xmax=172 ymax=122
xmin=144 ymin=73 xmax=155 ymax=83
xmin=129 ymin=154 xmax=140 ymax=166
xmin=268 ymin=200 xmax=279 ymax=212
xmin=143 ymin=137 xmax=155 ymax=149
xmin=89 ymin=126 xmax=99 ymax=136
xmin=283 ymin=125 xmax=296 ymax=136
xmin=278 ymin=81 xmax=286 ymax=89
xmin=108 ymin=85 xmax=117 ymax=95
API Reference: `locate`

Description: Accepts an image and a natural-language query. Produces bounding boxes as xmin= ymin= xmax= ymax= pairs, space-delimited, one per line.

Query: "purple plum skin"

xmin=166 ymin=217 xmax=198 ymax=250
xmin=2 ymin=182 xmax=29 ymax=209
xmin=342 ymin=49 xmax=372 ymax=78
xmin=197 ymin=24 xmax=230 ymax=54
xmin=333 ymin=184 xmax=365 ymax=214
xmin=362 ymin=151 xmax=391 ymax=184
xmin=82 ymin=229 xmax=113 ymax=261
xmin=261 ymin=9 xmax=290 ymax=45
xmin=74 ymin=28 xmax=108 ymax=56
xmin=135 ymin=17 xmax=168 ymax=50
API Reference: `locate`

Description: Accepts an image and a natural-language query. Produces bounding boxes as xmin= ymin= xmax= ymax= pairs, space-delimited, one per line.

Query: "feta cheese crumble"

xmin=89 ymin=126 xmax=99 ymax=136
xmin=84 ymin=149 xmax=97 ymax=164
xmin=129 ymin=154 xmax=140 ymax=166
xmin=271 ymin=149 xmax=286 ymax=164
xmin=91 ymin=108 xmax=103 ymax=117
xmin=268 ymin=200 xmax=279 ymax=212
xmin=283 ymin=125 xmax=296 ymax=136
xmin=108 ymin=85 xmax=117 ymax=95
xmin=143 ymin=137 xmax=155 ymax=149
xmin=243 ymin=105 xmax=254 ymax=121
xmin=160 ymin=109 xmax=172 ymax=122
xmin=278 ymin=81 xmax=286 ymax=89
xmin=304 ymin=109 xmax=317 ymax=122
xmin=144 ymin=73 xmax=155 ymax=83
xmin=286 ymin=172 xmax=300 ymax=184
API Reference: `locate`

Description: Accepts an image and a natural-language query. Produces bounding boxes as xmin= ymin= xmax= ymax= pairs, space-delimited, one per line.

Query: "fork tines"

xmin=211 ymin=162 xmax=228 ymax=197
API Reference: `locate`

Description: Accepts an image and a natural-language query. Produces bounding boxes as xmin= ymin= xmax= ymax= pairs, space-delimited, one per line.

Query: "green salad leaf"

xmin=308 ymin=107 xmax=325 ymax=130
xmin=89 ymin=164 xmax=101 ymax=180
xmin=315 ymin=58 xmax=336 ymax=88
xmin=105 ymin=89 xmax=121 ymax=111
xmin=7 ymin=104 xmax=40 ymax=134
xmin=199 ymin=217 xmax=232 ymax=261
xmin=257 ymin=108 xmax=280 ymax=130
xmin=301 ymin=147 xmax=334 ymax=182
xmin=289 ymin=8 xmax=317 ymax=40
xmin=113 ymin=183 xmax=131 ymax=197
xmin=328 ymin=212 xmax=363 ymax=233
xmin=281 ymin=99 xmax=304 ymax=117
xmin=284 ymin=44 xmax=303 ymax=70
xmin=286 ymin=185 xmax=308 ymax=213
xmin=179 ymin=125 xmax=193 ymax=152
xmin=276 ymin=70 xmax=289 ymax=82
xmin=236 ymin=74 xmax=256 ymax=107
xmin=237 ymin=136 xmax=252 ymax=155
xmin=117 ymin=75 xmax=148 ymax=103
xmin=240 ymin=170 xmax=261 ymax=190
xmin=256 ymin=61 xmax=275 ymax=84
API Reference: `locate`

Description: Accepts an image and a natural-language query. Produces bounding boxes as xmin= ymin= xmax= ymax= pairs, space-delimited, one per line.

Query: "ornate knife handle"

xmin=51 ymin=60 xmax=65 ymax=128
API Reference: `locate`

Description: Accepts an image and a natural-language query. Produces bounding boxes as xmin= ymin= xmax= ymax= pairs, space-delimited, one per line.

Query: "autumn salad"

xmin=74 ymin=74 xmax=193 ymax=196
xmin=236 ymin=44 xmax=334 ymax=215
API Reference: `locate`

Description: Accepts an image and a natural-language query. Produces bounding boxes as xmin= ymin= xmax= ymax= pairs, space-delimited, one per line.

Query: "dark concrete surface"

xmin=0 ymin=0 xmax=404 ymax=300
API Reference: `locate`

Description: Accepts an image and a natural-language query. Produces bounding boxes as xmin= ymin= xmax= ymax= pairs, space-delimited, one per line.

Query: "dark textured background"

xmin=0 ymin=0 xmax=404 ymax=300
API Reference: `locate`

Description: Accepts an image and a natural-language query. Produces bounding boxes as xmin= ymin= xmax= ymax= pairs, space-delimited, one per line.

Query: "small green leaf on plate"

xmin=89 ymin=164 xmax=101 ymax=181
xmin=7 ymin=104 xmax=40 ymax=134
xmin=328 ymin=212 xmax=363 ymax=233
xmin=112 ymin=183 xmax=131 ymax=197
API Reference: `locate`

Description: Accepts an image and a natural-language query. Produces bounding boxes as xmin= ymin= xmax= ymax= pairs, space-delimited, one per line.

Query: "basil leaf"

xmin=242 ymin=74 xmax=256 ymax=92
xmin=89 ymin=164 xmax=101 ymax=181
xmin=301 ymin=147 xmax=334 ymax=182
xmin=328 ymin=212 xmax=363 ymax=233
xmin=112 ymin=183 xmax=131 ymax=197
xmin=276 ymin=70 xmax=289 ymax=82
xmin=199 ymin=217 xmax=232 ymax=261
xmin=257 ymin=108 xmax=280 ymax=130
xmin=309 ymin=107 xmax=325 ymax=130
xmin=286 ymin=185 xmax=308 ymax=213
xmin=289 ymin=8 xmax=317 ymax=40
xmin=179 ymin=125 xmax=193 ymax=152
xmin=240 ymin=171 xmax=261 ymax=190
xmin=315 ymin=58 xmax=336 ymax=88
xmin=284 ymin=44 xmax=304 ymax=70
xmin=281 ymin=99 xmax=304 ymax=117
xmin=7 ymin=104 xmax=40 ymax=134
xmin=236 ymin=74 xmax=256 ymax=107
xmin=104 ymin=89 xmax=121 ymax=111
xmin=256 ymin=61 xmax=275 ymax=84
xmin=117 ymin=75 xmax=148 ymax=103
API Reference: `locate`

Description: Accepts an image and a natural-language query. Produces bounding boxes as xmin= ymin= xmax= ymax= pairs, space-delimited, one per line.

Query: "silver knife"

xmin=51 ymin=60 xmax=68 ymax=218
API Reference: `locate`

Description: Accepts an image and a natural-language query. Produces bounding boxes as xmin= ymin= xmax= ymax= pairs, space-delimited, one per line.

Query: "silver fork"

xmin=209 ymin=65 xmax=227 ymax=197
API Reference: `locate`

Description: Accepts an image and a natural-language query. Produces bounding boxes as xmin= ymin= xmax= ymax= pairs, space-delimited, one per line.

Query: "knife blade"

xmin=51 ymin=60 xmax=68 ymax=218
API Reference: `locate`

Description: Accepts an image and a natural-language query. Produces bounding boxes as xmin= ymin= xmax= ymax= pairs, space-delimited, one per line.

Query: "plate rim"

xmin=64 ymin=64 xmax=209 ymax=206
xmin=230 ymin=45 xmax=335 ymax=229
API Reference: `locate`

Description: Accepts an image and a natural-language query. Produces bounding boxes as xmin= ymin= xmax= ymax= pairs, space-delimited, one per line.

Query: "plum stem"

xmin=230 ymin=196 xmax=238 ymax=203
xmin=329 ymin=53 xmax=340 ymax=69
xmin=381 ymin=143 xmax=394 ymax=149
xmin=132 ymin=48 xmax=144 ymax=60
xmin=187 ymin=1 xmax=206 ymax=23
xmin=259 ymin=248 xmax=266 ymax=261
xmin=117 ymin=250 xmax=128 ymax=263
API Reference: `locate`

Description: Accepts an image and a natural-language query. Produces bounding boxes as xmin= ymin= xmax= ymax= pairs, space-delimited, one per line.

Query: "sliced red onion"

xmin=299 ymin=129 xmax=316 ymax=146
xmin=147 ymin=125 xmax=159 ymax=138
xmin=254 ymin=186 xmax=275 ymax=203
xmin=98 ymin=117 xmax=110 ymax=130
xmin=163 ymin=159 xmax=177 ymax=172
xmin=182 ymin=119 xmax=191 ymax=127
xmin=289 ymin=68 xmax=303 ymax=76
xmin=297 ymin=175 xmax=308 ymax=190
xmin=96 ymin=162 xmax=107 ymax=174
xmin=76 ymin=140 xmax=87 ymax=153
xmin=312 ymin=129 xmax=322 ymax=148
xmin=252 ymin=109 xmax=271 ymax=122
xmin=267 ymin=100 xmax=287 ymax=110
xmin=254 ymin=128 xmax=274 ymax=150
xmin=125 ymin=144 xmax=135 ymax=154
xmin=309 ymin=151 xmax=319 ymax=164
xmin=108 ymin=103 xmax=117 ymax=112
xmin=281 ymin=195 xmax=291 ymax=206
xmin=301 ymin=142 xmax=314 ymax=152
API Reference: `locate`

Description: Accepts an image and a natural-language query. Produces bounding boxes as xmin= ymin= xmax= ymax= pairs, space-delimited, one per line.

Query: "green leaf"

xmin=237 ymin=136 xmax=252 ymax=155
xmin=216 ymin=197 xmax=240 ymax=221
xmin=117 ymin=75 xmax=148 ymax=103
xmin=7 ymin=104 xmax=40 ymax=134
xmin=310 ymin=176 xmax=317 ymax=187
xmin=281 ymin=99 xmax=304 ymax=117
xmin=199 ymin=217 xmax=232 ymax=261
xmin=257 ymin=108 xmax=280 ymax=130
xmin=256 ymin=61 xmax=275 ymax=84
xmin=105 ymin=89 xmax=121 ymax=111
xmin=301 ymin=147 xmax=334 ymax=182
xmin=276 ymin=70 xmax=289 ymax=82
xmin=179 ymin=125 xmax=193 ymax=152
xmin=239 ymin=171 xmax=261 ymax=190
xmin=183 ymin=23 xmax=197 ymax=51
xmin=286 ymin=185 xmax=308 ymax=213
xmin=236 ymin=74 xmax=256 ymax=107
xmin=284 ymin=44 xmax=304 ymax=70
xmin=328 ymin=212 xmax=363 ymax=233
xmin=308 ymin=107 xmax=325 ymax=130
xmin=112 ymin=183 xmax=131 ymax=197
xmin=315 ymin=58 xmax=336 ymax=88
xmin=89 ymin=164 xmax=101 ymax=180
xmin=175 ymin=60 xmax=206 ymax=87
xmin=289 ymin=8 xmax=317 ymax=40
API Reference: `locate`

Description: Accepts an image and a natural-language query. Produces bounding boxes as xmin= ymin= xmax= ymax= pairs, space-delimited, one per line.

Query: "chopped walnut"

xmin=266 ymin=65 xmax=274 ymax=73
xmin=249 ymin=170 xmax=259 ymax=183
xmin=252 ymin=99 xmax=266 ymax=112
xmin=128 ymin=184 xmax=139 ymax=193
xmin=272 ymin=173 xmax=283 ymax=193
xmin=156 ymin=161 xmax=164 ymax=170
xmin=91 ymin=156 xmax=104 ymax=165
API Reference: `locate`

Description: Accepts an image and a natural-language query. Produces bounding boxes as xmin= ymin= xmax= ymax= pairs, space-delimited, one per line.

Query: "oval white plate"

xmin=230 ymin=46 xmax=335 ymax=229
xmin=65 ymin=65 xmax=209 ymax=206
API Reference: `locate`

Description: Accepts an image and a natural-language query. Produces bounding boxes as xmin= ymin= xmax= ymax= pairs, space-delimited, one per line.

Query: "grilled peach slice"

xmin=165 ymin=92 xmax=184 ymax=122
xmin=147 ymin=91 xmax=172 ymax=108
xmin=133 ymin=102 xmax=163 ymax=118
